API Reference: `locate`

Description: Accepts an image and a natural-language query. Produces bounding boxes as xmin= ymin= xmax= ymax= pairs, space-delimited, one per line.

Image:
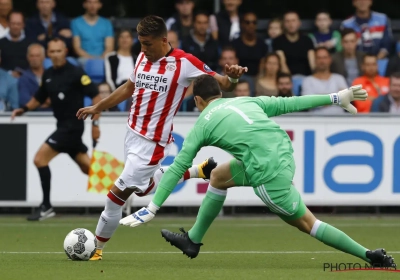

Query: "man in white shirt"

xmin=302 ymin=46 xmax=348 ymax=114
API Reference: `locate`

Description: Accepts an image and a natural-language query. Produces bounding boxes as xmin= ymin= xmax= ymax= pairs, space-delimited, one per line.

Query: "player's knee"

xmin=79 ymin=163 xmax=89 ymax=175
xmin=33 ymin=154 xmax=46 ymax=167
xmin=209 ymin=169 xmax=226 ymax=189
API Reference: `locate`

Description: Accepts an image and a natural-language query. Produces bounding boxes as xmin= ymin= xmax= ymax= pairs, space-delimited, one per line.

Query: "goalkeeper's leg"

xmin=256 ymin=161 xmax=396 ymax=268
xmin=160 ymin=160 xmax=246 ymax=258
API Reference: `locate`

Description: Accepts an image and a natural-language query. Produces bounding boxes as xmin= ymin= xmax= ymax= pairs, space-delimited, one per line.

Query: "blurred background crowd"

xmin=1 ymin=0 xmax=400 ymax=114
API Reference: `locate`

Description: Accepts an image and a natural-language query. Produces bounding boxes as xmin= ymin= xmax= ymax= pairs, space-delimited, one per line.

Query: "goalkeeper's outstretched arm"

xmin=256 ymin=85 xmax=368 ymax=117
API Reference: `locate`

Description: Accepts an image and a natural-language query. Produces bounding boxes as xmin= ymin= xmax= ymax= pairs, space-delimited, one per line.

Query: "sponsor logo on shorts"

xmin=118 ymin=178 xmax=125 ymax=187
xmin=58 ymin=92 xmax=65 ymax=100
xmin=48 ymin=138 xmax=57 ymax=144
xmin=292 ymin=202 xmax=298 ymax=210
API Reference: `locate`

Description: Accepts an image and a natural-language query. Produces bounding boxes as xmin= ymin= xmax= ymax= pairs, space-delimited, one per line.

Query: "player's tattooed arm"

xmin=214 ymin=65 xmax=248 ymax=92
xmin=95 ymin=79 xmax=134 ymax=111
xmin=77 ymin=80 xmax=135 ymax=120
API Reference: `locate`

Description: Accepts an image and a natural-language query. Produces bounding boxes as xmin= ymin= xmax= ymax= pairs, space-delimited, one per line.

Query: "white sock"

xmin=153 ymin=166 xmax=198 ymax=189
xmin=95 ymin=192 xmax=124 ymax=249
xmin=310 ymin=219 xmax=322 ymax=237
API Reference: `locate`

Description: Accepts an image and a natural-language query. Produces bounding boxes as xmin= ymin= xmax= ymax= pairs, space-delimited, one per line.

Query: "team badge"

xmin=166 ymin=63 xmax=176 ymax=71
xmin=203 ymin=64 xmax=212 ymax=72
xmin=81 ymin=75 xmax=91 ymax=86
xmin=58 ymin=92 xmax=65 ymax=100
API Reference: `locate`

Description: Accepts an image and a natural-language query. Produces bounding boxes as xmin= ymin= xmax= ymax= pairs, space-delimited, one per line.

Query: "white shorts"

xmin=115 ymin=126 xmax=172 ymax=195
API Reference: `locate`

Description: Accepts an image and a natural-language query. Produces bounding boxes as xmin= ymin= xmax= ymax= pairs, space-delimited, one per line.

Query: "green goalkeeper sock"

xmin=188 ymin=185 xmax=227 ymax=244
xmin=311 ymin=220 xmax=370 ymax=262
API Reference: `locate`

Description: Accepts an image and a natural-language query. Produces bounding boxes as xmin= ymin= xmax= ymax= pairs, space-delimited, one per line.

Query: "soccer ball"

xmin=63 ymin=228 xmax=97 ymax=261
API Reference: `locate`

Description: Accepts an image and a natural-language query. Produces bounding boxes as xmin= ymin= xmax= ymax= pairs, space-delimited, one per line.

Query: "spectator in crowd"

xmin=0 ymin=11 xmax=31 ymax=77
xmin=167 ymin=30 xmax=180 ymax=49
xmin=341 ymin=0 xmax=392 ymax=58
xmin=277 ymin=72 xmax=294 ymax=97
xmin=234 ymin=80 xmax=251 ymax=97
xmin=0 ymin=0 xmax=12 ymax=38
xmin=98 ymin=82 xmax=120 ymax=111
xmin=255 ymin=53 xmax=281 ymax=96
xmin=301 ymin=47 xmax=348 ymax=114
xmin=181 ymin=11 xmax=219 ymax=71
xmin=0 ymin=56 xmax=18 ymax=111
xmin=265 ymin=18 xmax=282 ymax=53
xmin=104 ymin=29 xmax=135 ymax=91
xmin=18 ymin=43 xmax=51 ymax=110
xmin=371 ymin=72 xmax=400 ymax=113
xmin=309 ymin=11 xmax=342 ymax=53
xmin=232 ymin=12 xmax=268 ymax=78
xmin=71 ymin=0 xmax=114 ymax=66
xmin=273 ymin=11 xmax=315 ymax=76
xmin=331 ymin=28 xmax=364 ymax=86
xmin=166 ymin=0 xmax=194 ymax=39
xmin=209 ymin=0 xmax=242 ymax=47
xmin=25 ymin=0 xmax=72 ymax=53
xmin=352 ymin=54 xmax=389 ymax=113
xmin=217 ymin=46 xmax=255 ymax=97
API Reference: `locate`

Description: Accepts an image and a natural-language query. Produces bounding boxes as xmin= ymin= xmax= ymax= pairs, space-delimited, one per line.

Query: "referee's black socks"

xmin=38 ymin=166 xmax=51 ymax=208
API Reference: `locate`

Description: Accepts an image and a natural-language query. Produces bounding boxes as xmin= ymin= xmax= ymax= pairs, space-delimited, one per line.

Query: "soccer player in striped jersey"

xmin=76 ymin=15 xmax=247 ymax=260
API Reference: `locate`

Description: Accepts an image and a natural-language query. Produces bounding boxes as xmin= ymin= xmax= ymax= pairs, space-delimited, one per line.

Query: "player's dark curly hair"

xmin=137 ymin=15 xmax=167 ymax=38
xmin=193 ymin=75 xmax=221 ymax=101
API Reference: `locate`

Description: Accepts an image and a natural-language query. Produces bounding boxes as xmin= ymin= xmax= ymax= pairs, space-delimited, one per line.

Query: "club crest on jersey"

xmin=165 ymin=63 xmax=176 ymax=71
xmin=203 ymin=64 xmax=212 ymax=72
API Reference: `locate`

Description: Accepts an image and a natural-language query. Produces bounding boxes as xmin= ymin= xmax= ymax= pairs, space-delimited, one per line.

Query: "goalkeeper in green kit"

xmin=119 ymin=75 xmax=396 ymax=268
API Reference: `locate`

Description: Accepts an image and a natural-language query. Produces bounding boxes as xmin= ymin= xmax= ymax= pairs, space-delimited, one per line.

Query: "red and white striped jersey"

xmin=128 ymin=48 xmax=216 ymax=147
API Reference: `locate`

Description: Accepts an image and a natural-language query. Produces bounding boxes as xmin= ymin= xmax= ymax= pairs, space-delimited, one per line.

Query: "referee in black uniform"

xmin=12 ymin=38 xmax=101 ymax=221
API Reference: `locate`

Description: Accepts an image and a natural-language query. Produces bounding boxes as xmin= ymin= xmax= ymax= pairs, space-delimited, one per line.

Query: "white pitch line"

xmin=0 ymin=223 xmax=399 ymax=227
xmin=1 ymin=251 xmax=400 ymax=254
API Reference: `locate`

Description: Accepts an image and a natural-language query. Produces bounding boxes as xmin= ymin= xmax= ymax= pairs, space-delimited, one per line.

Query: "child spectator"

xmin=265 ymin=18 xmax=282 ymax=53
xmin=309 ymin=11 xmax=342 ymax=53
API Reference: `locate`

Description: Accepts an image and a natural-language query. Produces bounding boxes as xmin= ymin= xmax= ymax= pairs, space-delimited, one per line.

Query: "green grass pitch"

xmin=1 ymin=216 xmax=399 ymax=280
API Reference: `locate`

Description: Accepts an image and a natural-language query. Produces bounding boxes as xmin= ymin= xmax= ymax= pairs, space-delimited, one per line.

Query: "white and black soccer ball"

xmin=63 ymin=228 xmax=97 ymax=261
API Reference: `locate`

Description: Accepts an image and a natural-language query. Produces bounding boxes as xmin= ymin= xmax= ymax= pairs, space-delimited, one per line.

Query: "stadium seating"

xmin=84 ymin=59 xmax=105 ymax=84
xmin=292 ymin=76 xmax=304 ymax=96
xmin=377 ymin=59 xmax=389 ymax=76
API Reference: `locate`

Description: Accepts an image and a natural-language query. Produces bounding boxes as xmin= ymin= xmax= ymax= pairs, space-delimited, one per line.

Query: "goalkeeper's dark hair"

xmin=137 ymin=15 xmax=167 ymax=38
xmin=193 ymin=75 xmax=221 ymax=101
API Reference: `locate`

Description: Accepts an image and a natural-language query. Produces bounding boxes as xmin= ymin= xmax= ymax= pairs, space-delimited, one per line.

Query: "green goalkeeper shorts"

xmin=229 ymin=159 xmax=306 ymax=221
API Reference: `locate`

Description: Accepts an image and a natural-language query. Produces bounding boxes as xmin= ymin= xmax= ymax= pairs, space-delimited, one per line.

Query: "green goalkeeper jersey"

xmin=157 ymin=95 xmax=332 ymax=191
xmin=185 ymin=97 xmax=296 ymax=186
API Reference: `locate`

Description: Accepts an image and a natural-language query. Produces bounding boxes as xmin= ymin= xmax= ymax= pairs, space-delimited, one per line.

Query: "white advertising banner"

xmin=1 ymin=115 xmax=400 ymax=206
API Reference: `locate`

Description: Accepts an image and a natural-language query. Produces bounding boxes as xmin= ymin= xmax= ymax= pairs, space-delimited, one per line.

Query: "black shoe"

xmin=161 ymin=228 xmax=202 ymax=259
xmin=366 ymin=248 xmax=397 ymax=269
xmin=198 ymin=157 xmax=218 ymax=180
xmin=27 ymin=204 xmax=56 ymax=221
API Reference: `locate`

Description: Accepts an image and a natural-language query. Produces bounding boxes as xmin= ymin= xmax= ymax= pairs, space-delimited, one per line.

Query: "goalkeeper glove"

xmin=330 ymin=85 xmax=368 ymax=114
xmin=119 ymin=206 xmax=156 ymax=228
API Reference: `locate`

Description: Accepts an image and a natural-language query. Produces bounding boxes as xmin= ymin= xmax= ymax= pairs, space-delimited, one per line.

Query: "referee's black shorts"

xmin=45 ymin=127 xmax=88 ymax=159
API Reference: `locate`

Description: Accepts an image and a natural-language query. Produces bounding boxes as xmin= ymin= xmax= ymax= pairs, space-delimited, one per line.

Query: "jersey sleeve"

xmin=151 ymin=125 xmax=205 ymax=208
xmin=183 ymin=54 xmax=216 ymax=83
xmin=33 ymin=74 xmax=49 ymax=104
xmin=255 ymin=95 xmax=332 ymax=117
xmin=76 ymin=68 xmax=98 ymax=98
